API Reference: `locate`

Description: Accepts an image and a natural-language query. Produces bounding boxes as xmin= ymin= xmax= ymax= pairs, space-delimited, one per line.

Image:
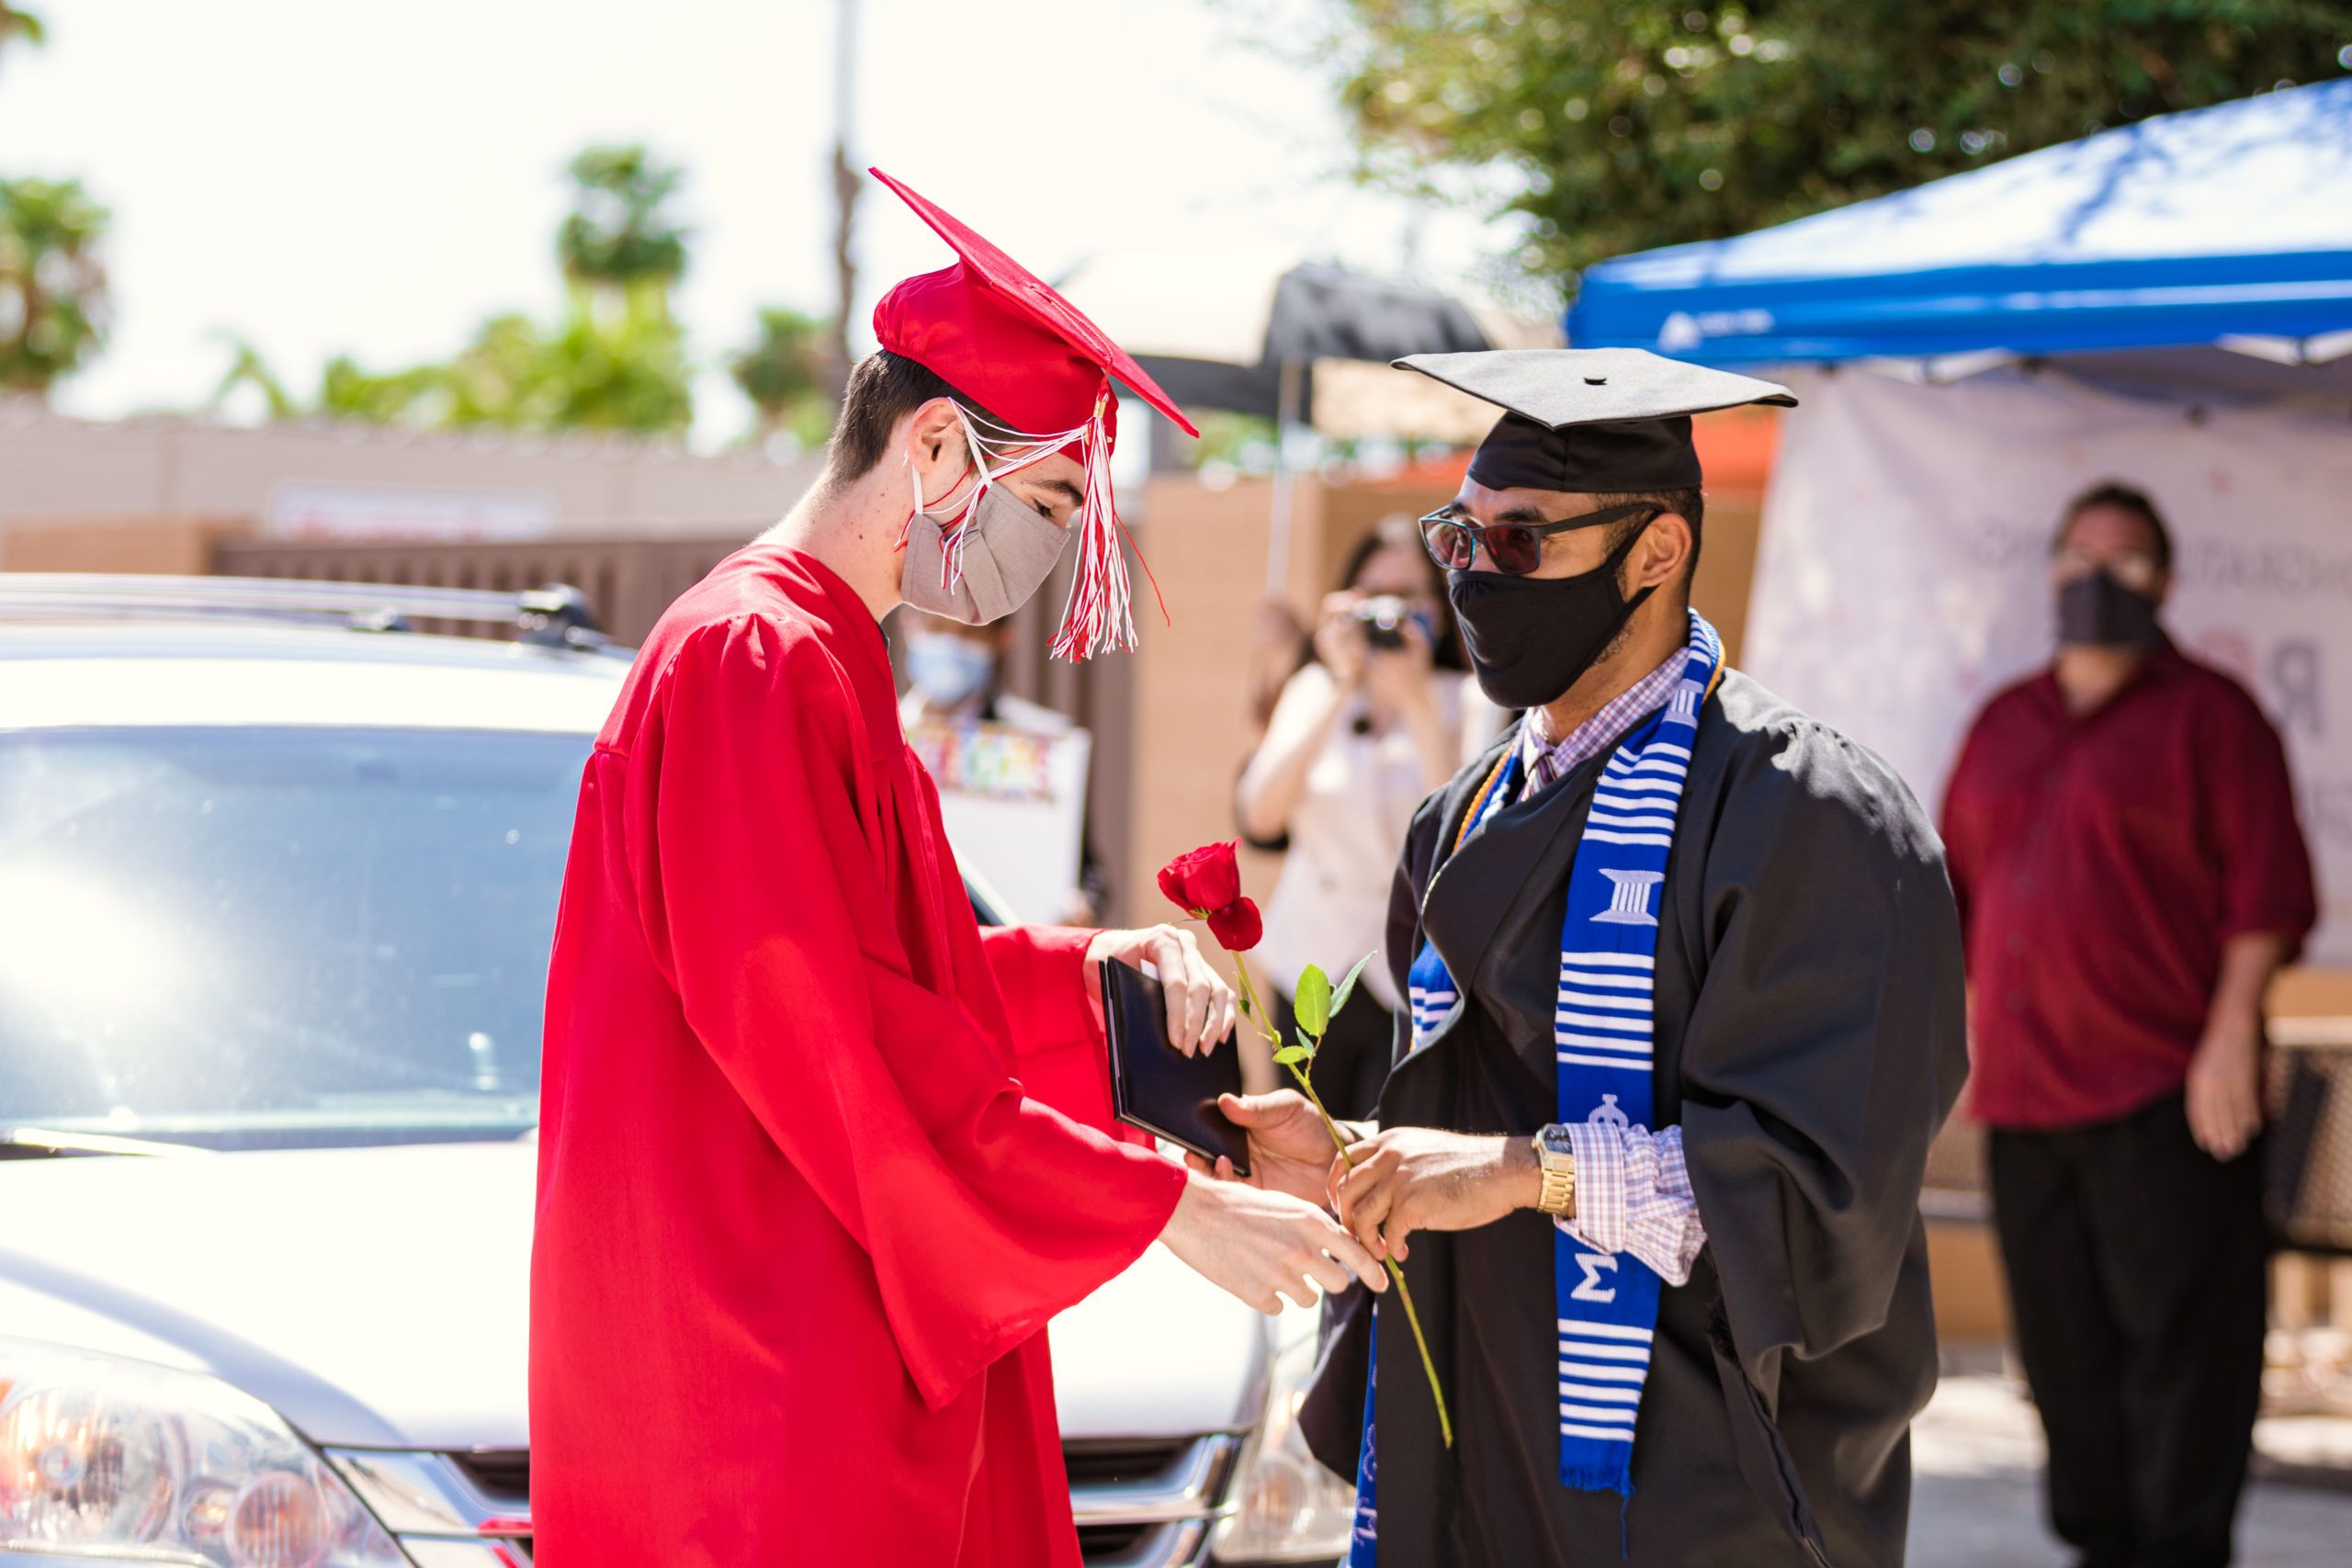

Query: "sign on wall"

xmin=905 ymin=718 xmax=1092 ymax=927
xmin=265 ymin=482 xmax=556 ymax=540
xmin=1746 ymin=367 xmax=2352 ymax=964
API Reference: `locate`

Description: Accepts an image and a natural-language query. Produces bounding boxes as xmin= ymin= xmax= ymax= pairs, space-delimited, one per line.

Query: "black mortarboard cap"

xmin=1393 ymin=348 xmax=1797 ymax=493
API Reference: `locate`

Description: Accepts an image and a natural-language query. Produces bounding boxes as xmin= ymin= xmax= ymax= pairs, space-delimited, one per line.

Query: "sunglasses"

xmin=1418 ymin=501 xmax=1663 ymax=576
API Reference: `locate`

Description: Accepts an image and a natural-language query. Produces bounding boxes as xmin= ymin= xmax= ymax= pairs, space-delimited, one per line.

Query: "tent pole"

xmin=1266 ymin=358 xmax=1304 ymax=596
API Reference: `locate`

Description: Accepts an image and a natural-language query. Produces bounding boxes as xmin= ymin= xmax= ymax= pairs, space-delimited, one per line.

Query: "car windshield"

xmin=0 ymin=726 xmax=586 ymax=1152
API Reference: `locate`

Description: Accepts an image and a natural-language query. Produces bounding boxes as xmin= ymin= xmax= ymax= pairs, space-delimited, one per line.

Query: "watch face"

xmin=1539 ymin=1124 xmax=1577 ymax=1159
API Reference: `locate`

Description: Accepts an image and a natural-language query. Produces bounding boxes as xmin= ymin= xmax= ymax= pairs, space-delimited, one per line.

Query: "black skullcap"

xmin=1393 ymin=348 xmax=1796 ymax=493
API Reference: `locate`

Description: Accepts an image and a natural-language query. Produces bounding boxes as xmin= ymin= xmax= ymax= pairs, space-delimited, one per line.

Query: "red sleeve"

xmin=978 ymin=925 xmax=1102 ymax=1062
xmin=977 ymin=924 xmax=1154 ymax=1149
xmin=2200 ymin=682 xmax=2318 ymax=955
xmin=624 ymin=616 xmax=1183 ymax=1410
xmin=978 ymin=925 xmax=1106 ymax=1123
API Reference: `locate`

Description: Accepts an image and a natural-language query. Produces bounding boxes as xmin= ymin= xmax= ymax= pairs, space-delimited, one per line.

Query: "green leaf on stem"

xmin=1295 ymin=964 xmax=1331 ymax=1036
xmin=1329 ymin=951 xmax=1376 ymax=1022
xmin=1272 ymin=1044 xmax=1309 ymax=1066
xmin=1294 ymin=1028 xmax=1321 ymax=1056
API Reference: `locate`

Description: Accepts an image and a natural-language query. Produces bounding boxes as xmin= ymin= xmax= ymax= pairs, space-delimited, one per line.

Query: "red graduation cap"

xmin=869 ymin=167 xmax=1198 ymax=660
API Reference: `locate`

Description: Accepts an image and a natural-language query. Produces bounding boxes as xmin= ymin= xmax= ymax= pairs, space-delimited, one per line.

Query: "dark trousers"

xmin=1987 ymin=1093 xmax=2268 ymax=1568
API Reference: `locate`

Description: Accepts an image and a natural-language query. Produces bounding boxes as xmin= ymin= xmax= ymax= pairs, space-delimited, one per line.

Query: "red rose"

xmin=1157 ymin=841 xmax=1242 ymax=918
xmin=1205 ymin=897 xmax=1263 ymax=953
xmin=1157 ymin=841 xmax=1261 ymax=953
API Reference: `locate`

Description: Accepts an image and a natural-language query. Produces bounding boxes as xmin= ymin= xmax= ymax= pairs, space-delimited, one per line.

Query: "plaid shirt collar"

xmin=1514 ymin=647 xmax=1689 ymax=797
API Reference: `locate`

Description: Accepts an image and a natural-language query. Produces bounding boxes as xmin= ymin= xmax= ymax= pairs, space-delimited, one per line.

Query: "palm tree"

xmin=0 ymin=175 xmax=109 ymax=398
xmin=557 ymin=145 xmax=689 ymax=297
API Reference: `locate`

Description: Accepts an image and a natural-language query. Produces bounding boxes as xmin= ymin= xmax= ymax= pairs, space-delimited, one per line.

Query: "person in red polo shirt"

xmin=1941 ymin=480 xmax=2316 ymax=1568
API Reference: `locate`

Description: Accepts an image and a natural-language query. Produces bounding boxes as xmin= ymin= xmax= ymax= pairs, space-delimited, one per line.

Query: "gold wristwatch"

xmin=1532 ymin=1125 xmax=1577 ymax=1217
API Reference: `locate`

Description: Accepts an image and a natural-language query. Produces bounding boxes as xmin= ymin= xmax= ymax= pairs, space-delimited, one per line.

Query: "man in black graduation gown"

xmin=1204 ymin=349 xmax=1968 ymax=1566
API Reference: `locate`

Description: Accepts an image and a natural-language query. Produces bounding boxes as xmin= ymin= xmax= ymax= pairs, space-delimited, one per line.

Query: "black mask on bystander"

xmin=2056 ymin=569 xmax=2161 ymax=649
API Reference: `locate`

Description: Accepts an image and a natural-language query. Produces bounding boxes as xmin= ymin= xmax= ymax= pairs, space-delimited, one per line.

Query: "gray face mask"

xmin=899 ymin=430 xmax=1074 ymax=625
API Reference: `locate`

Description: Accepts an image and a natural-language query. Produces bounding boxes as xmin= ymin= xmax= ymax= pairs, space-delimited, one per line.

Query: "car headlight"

xmin=0 ymin=1335 xmax=408 ymax=1567
xmin=1209 ymin=1325 xmax=1359 ymax=1563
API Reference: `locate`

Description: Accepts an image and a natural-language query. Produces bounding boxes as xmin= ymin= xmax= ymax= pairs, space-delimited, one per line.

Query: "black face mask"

xmin=2056 ymin=569 xmax=2161 ymax=649
xmin=1447 ymin=522 xmax=1656 ymax=710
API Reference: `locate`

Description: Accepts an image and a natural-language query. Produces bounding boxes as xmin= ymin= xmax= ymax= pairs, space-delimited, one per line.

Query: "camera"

xmin=1352 ymin=594 xmax=1415 ymax=650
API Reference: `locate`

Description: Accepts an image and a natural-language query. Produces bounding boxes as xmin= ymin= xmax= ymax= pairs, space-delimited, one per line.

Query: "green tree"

xmin=314 ymin=352 xmax=447 ymax=425
xmin=289 ymin=302 xmax=695 ymax=437
xmin=536 ymin=142 xmax=695 ymax=434
xmin=558 ymin=144 xmax=689 ymax=296
xmin=729 ymin=305 xmax=835 ymax=446
xmin=442 ymin=302 xmax=695 ymax=434
xmin=1320 ymin=2 xmax=2352 ymax=289
xmin=0 ymin=175 xmax=108 ymax=396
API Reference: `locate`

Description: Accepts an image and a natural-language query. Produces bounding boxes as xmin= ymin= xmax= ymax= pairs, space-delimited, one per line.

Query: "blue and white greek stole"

xmin=1351 ymin=612 xmax=1722 ymax=1560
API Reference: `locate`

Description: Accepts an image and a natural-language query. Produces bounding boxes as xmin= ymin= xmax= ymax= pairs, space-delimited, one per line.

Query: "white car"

xmin=0 ymin=576 xmax=1355 ymax=1568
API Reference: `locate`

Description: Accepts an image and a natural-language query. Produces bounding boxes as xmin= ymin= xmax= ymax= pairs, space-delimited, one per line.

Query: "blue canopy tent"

xmin=1566 ymin=78 xmax=2352 ymax=399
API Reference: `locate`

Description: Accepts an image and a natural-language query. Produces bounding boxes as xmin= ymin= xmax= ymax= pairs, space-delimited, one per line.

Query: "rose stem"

xmin=1228 ymin=952 xmax=1455 ymax=1450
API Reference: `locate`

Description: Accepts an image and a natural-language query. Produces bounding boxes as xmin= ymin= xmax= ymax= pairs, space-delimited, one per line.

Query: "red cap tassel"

xmin=1050 ymin=397 xmax=1168 ymax=661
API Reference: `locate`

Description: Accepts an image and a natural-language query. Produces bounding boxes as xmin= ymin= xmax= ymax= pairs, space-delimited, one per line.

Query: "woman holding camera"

xmin=1234 ymin=513 xmax=1498 ymax=1118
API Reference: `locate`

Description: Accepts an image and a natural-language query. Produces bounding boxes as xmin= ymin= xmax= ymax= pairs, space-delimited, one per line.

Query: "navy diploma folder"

xmin=1098 ymin=958 xmax=1251 ymax=1178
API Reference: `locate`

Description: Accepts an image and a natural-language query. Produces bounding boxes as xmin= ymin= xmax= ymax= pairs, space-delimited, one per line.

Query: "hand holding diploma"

xmin=1085 ymin=922 xmax=1237 ymax=1055
xmin=1184 ymin=1089 xmax=1349 ymax=1205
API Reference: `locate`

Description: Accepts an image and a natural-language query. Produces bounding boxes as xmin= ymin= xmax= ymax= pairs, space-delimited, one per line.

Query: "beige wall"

xmin=0 ymin=405 xmax=818 ymax=539
xmin=1126 ymin=475 xmax=1285 ymax=921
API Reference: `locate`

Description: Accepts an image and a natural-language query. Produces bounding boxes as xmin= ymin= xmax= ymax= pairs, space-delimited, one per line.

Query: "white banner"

xmin=1747 ymin=367 xmax=2352 ymax=964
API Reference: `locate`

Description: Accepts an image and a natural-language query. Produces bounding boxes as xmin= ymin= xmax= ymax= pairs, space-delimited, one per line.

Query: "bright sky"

xmin=0 ymin=0 xmax=1525 ymax=444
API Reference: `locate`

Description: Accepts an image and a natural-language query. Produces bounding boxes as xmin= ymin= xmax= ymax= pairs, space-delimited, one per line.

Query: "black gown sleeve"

xmin=1677 ymin=718 xmax=1969 ymax=1397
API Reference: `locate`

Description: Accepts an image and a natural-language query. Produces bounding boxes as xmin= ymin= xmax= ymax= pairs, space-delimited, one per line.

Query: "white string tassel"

xmin=910 ymin=395 xmax=1162 ymax=660
xmin=1050 ymin=398 xmax=1136 ymax=661
xmin=926 ymin=403 xmax=1080 ymax=592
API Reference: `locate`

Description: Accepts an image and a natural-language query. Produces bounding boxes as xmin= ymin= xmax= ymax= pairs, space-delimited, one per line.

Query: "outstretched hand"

xmin=1332 ymin=1127 xmax=1537 ymax=1262
xmin=1160 ymin=1168 xmax=1386 ymax=1315
xmin=1182 ymin=1089 xmax=1346 ymax=1208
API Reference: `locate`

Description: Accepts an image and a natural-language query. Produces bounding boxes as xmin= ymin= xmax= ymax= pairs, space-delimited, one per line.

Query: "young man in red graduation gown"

xmin=529 ymin=170 xmax=1385 ymax=1567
